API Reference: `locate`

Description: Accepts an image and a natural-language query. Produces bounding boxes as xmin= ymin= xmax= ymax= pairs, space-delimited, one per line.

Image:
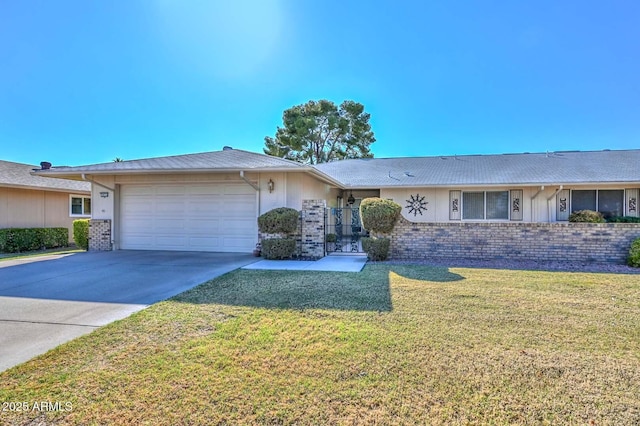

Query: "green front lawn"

xmin=1 ymin=265 xmax=639 ymax=425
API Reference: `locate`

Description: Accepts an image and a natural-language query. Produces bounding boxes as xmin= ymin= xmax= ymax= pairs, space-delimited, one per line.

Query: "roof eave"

xmin=340 ymin=180 xmax=640 ymax=189
xmin=306 ymin=168 xmax=346 ymax=188
xmin=31 ymin=167 xmax=314 ymax=180
xmin=0 ymin=183 xmax=91 ymax=194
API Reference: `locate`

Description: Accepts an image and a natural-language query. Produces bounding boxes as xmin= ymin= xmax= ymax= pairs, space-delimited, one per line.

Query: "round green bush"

xmin=359 ymin=198 xmax=402 ymax=234
xmin=257 ymin=207 xmax=300 ymax=235
xmin=569 ymin=210 xmax=605 ymax=223
xmin=261 ymin=238 xmax=296 ymax=260
xmin=361 ymin=237 xmax=391 ymax=261
xmin=628 ymin=238 xmax=640 ymax=267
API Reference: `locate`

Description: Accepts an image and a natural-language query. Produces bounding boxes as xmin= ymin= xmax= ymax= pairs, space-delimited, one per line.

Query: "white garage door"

xmin=119 ymin=183 xmax=257 ymax=252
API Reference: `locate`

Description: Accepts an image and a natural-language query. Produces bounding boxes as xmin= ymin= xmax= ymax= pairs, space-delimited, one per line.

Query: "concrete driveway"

xmin=0 ymin=250 xmax=257 ymax=372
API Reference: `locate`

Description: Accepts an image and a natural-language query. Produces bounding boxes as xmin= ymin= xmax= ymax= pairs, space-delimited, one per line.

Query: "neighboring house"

xmin=314 ymin=149 xmax=640 ymax=223
xmin=1 ymin=160 xmax=91 ymax=242
xmin=32 ymin=148 xmax=640 ymax=261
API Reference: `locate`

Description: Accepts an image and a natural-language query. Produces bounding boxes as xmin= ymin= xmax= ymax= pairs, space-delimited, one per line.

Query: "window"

xmin=462 ymin=191 xmax=509 ymax=220
xmin=571 ymin=190 xmax=623 ymax=219
xmin=70 ymin=195 xmax=91 ymax=216
xmin=463 ymin=192 xmax=484 ymax=219
xmin=571 ymin=190 xmax=596 ymax=212
xmin=486 ymin=191 xmax=509 ymax=219
xmin=598 ymin=190 xmax=624 ymax=218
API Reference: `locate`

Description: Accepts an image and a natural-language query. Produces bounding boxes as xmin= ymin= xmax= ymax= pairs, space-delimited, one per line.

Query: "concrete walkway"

xmin=242 ymin=255 xmax=367 ymax=272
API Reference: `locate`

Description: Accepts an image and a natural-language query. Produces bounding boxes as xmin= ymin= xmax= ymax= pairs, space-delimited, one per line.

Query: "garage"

xmin=119 ymin=183 xmax=257 ymax=252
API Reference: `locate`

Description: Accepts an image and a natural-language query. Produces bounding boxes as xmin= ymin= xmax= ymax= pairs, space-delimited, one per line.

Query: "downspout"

xmin=239 ymin=171 xmax=259 ymax=190
xmin=530 ymin=186 xmax=544 ymax=222
xmin=546 ymin=185 xmax=563 ymax=223
xmin=81 ymin=174 xmax=115 ymax=191
xmin=81 ymin=174 xmax=116 ymax=250
xmin=240 ymin=171 xmax=261 ymax=251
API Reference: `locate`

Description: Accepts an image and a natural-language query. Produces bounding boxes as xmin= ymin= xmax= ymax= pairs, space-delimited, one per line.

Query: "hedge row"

xmin=608 ymin=216 xmax=640 ymax=223
xmin=0 ymin=228 xmax=69 ymax=253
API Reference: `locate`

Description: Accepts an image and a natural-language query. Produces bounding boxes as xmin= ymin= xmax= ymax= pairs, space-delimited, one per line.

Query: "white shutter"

xmin=627 ymin=189 xmax=639 ymax=217
xmin=556 ymin=189 xmax=570 ymax=221
xmin=449 ymin=190 xmax=461 ymax=220
xmin=510 ymin=189 xmax=523 ymax=221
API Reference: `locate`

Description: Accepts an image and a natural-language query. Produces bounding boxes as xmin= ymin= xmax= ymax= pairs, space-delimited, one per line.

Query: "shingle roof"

xmin=0 ymin=160 xmax=90 ymax=192
xmin=313 ymin=149 xmax=640 ymax=188
xmin=30 ymin=148 xmax=640 ymax=189
xmin=36 ymin=148 xmax=308 ymax=175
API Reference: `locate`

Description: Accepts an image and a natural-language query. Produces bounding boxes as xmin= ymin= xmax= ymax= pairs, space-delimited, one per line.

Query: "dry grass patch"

xmin=1 ymin=265 xmax=639 ymax=425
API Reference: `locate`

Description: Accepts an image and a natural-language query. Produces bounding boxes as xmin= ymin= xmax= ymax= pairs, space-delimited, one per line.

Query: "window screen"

xmin=597 ymin=190 xmax=623 ymax=219
xmin=571 ymin=190 xmax=596 ymax=212
xmin=463 ymin=192 xmax=484 ymax=219
xmin=486 ymin=191 xmax=509 ymax=220
xmin=71 ymin=197 xmax=83 ymax=215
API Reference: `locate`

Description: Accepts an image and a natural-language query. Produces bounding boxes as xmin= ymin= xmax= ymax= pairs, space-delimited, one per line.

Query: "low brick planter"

xmin=389 ymin=218 xmax=640 ymax=263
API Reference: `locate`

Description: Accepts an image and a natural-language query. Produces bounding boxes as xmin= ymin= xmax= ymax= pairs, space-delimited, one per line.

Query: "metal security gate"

xmin=325 ymin=207 xmax=368 ymax=253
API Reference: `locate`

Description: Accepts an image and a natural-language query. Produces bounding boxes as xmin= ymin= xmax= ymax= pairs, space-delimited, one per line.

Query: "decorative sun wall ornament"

xmin=405 ymin=193 xmax=428 ymax=216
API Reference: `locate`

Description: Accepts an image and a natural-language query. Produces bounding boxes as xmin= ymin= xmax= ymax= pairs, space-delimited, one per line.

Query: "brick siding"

xmin=390 ymin=217 xmax=640 ymax=263
xmin=88 ymin=219 xmax=112 ymax=251
xmin=301 ymin=199 xmax=326 ymax=259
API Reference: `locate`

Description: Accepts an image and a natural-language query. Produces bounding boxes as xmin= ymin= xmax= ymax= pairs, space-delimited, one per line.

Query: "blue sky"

xmin=1 ymin=1 xmax=638 ymax=166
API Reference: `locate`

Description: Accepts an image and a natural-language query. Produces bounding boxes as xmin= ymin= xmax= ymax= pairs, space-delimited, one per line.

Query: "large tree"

xmin=264 ymin=100 xmax=375 ymax=164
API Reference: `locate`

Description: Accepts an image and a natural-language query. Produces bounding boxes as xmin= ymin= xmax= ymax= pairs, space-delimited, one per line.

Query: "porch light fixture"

xmin=347 ymin=192 xmax=355 ymax=206
xmin=268 ymin=179 xmax=274 ymax=193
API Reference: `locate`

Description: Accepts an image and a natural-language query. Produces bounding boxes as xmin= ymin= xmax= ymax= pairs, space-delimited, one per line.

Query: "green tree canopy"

xmin=264 ymin=99 xmax=375 ymax=164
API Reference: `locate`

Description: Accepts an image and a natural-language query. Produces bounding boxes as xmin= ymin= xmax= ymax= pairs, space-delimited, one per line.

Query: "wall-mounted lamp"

xmin=347 ymin=192 xmax=355 ymax=206
xmin=268 ymin=179 xmax=274 ymax=193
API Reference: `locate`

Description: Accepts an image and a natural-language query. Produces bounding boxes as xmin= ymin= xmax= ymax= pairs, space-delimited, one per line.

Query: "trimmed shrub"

xmin=0 ymin=228 xmax=68 ymax=253
xmin=73 ymin=219 xmax=90 ymax=250
xmin=362 ymin=237 xmax=391 ymax=261
xmin=258 ymin=207 xmax=300 ymax=235
xmin=607 ymin=216 xmax=640 ymax=223
xmin=359 ymin=198 xmax=402 ymax=235
xmin=628 ymin=238 xmax=640 ymax=267
xmin=569 ymin=210 xmax=605 ymax=223
xmin=41 ymin=228 xmax=68 ymax=248
xmin=325 ymin=233 xmax=337 ymax=243
xmin=261 ymin=238 xmax=296 ymax=260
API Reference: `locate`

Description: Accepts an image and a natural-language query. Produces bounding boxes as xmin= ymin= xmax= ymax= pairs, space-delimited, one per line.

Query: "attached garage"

xmin=119 ymin=183 xmax=257 ymax=252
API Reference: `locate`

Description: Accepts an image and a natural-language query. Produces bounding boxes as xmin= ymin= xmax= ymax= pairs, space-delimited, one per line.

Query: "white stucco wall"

xmin=84 ymin=171 xmax=339 ymax=250
xmin=90 ymin=176 xmax=116 ymax=220
xmin=267 ymin=172 xmax=339 ymax=211
xmin=381 ymin=185 xmax=639 ymax=223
